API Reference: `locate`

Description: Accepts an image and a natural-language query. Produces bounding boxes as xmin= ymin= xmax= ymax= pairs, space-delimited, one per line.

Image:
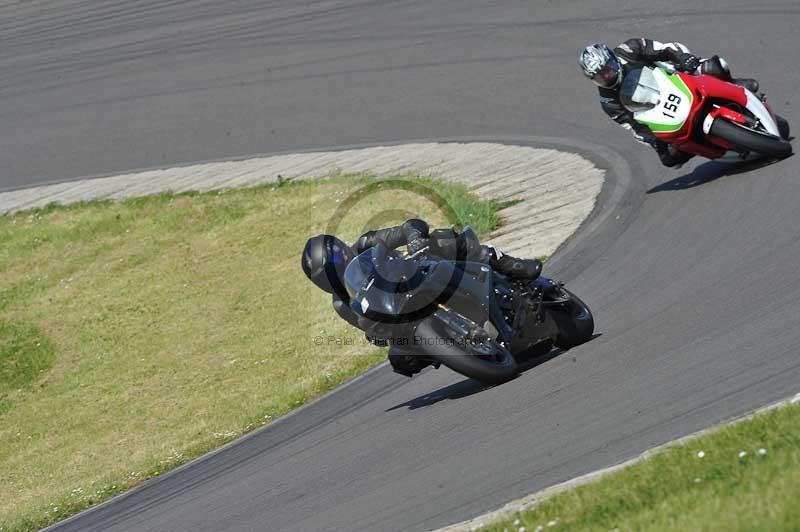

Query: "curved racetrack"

xmin=2 ymin=1 xmax=798 ymax=531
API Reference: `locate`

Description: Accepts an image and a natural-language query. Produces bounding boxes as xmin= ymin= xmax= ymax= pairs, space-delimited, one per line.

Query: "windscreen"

xmin=343 ymin=248 xmax=376 ymax=300
xmin=342 ymin=244 xmax=427 ymax=309
xmin=619 ymin=68 xmax=662 ymax=112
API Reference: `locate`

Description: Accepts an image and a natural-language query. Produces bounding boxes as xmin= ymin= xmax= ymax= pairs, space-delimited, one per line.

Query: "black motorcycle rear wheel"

xmin=414 ymin=317 xmax=518 ymax=385
xmin=709 ymin=117 xmax=792 ymax=158
xmin=550 ymin=288 xmax=594 ymax=350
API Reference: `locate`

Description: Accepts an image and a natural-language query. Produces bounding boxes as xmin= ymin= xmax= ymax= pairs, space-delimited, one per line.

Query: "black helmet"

xmin=301 ymin=234 xmax=353 ymax=294
xmin=580 ymin=43 xmax=622 ymax=88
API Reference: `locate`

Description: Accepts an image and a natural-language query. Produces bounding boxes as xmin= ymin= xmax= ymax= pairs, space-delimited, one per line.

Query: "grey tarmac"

xmin=1 ymin=1 xmax=796 ymax=531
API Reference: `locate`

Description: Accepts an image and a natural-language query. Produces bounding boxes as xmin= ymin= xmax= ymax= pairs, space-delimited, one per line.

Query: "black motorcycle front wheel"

xmin=550 ymin=288 xmax=595 ymax=350
xmin=414 ymin=317 xmax=518 ymax=385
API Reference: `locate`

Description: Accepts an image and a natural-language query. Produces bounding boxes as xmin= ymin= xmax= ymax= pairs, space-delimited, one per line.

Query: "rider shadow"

xmin=646 ymin=157 xmax=781 ymax=194
xmin=385 ymin=339 xmax=600 ymax=412
xmin=385 ymin=376 xmax=490 ymax=411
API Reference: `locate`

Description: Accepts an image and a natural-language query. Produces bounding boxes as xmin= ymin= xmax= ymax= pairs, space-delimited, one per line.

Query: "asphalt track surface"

xmin=3 ymin=1 xmax=797 ymax=531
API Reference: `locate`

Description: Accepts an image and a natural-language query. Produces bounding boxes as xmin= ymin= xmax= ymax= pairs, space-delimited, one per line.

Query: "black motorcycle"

xmin=342 ymin=231 xmax=594 ymax=385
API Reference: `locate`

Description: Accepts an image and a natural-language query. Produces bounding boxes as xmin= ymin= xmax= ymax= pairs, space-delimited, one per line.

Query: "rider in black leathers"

xmin=579 ymin=38 xmax=760 ymax=167
xmin=301 ymin=219 xmax=543 ymax=377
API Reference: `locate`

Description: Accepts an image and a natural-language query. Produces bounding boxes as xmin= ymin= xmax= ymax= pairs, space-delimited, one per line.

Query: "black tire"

xmin=414 ymin=317 xmax=518 ymax=385
xmin=550 ymin=289 xmax=595 ymax=350
xmin=709 ymin=117 xmax=792 ymax=158
xmin=776 ymin=114 xmax=791 ymax=140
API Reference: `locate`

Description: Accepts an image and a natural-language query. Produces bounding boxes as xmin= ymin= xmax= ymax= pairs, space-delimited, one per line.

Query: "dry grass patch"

xmin=0 ymin=175 xmax=508 ymax=531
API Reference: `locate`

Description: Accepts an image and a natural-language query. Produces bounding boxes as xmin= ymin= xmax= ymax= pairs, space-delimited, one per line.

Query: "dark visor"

xmin=592 ymin=62 xmax=620 ymax=88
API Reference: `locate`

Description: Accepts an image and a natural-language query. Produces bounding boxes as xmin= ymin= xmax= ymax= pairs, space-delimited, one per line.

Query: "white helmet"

xmin=579 ymin=44 xmax=622 ymax=88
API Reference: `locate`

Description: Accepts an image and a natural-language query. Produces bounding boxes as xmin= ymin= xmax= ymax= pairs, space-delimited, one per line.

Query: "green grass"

xmin=0 ymin=175 xmax=510 ymax=532
xmin=483 ymin=401 xmax=800 ymax=532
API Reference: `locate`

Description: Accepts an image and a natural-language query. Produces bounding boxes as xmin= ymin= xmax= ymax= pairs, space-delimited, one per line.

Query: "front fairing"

xmin=344 ymin=243 xmax=421 ymax=320
xmin=343 ymin=244 xmax=494 ymax=326
xmin=432 ymin=260 xmax=493 ymax=324
xmin=621 ymin=67 xmax=693 ymax=136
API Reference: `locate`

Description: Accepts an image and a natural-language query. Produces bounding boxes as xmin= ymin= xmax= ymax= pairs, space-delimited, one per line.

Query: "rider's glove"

xmin=676 ymin=53 xmax=701 ymax=73
xmin=402 ymin=219 xmax=429 ymax=255
xmin=406 ymin=236 xmax=429 ymax=255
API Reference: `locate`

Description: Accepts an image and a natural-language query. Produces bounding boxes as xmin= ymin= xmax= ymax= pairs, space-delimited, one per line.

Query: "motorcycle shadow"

xmin=385 ymin=346 xmax=570 ymax=412
xmin=647 ymin=156 xmax=782 ymax=194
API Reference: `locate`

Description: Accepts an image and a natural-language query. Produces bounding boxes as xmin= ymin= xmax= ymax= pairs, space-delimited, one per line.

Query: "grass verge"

xmin=0 ymin=174 xmax=511 ymax=531
xmin=482 ymin=400 xmax=800 ymax=532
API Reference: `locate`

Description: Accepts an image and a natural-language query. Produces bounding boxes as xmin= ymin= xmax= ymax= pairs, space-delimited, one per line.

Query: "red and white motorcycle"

xmin=619 ymin=63 xmax=792 ymax=160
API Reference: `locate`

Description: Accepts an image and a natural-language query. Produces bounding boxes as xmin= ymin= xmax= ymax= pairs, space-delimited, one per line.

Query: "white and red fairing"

xmin=631 ymin=66 xmax=782 ymax=159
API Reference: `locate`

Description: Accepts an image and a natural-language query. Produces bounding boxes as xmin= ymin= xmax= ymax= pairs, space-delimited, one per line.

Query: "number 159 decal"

xmin=662 ymin=93 xmax=682 ymax=119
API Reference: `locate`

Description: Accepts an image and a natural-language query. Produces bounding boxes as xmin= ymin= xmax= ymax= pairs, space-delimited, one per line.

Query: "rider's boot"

xmin=731 ymin=78 xmax=760 ymax=93
xmin=699 ymin=56 xmax=760 ymax=93
xmin=492 ymin=254 xmax=543 ymax=281
xmin=655 ymin=141 xmax=695 ymax=168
